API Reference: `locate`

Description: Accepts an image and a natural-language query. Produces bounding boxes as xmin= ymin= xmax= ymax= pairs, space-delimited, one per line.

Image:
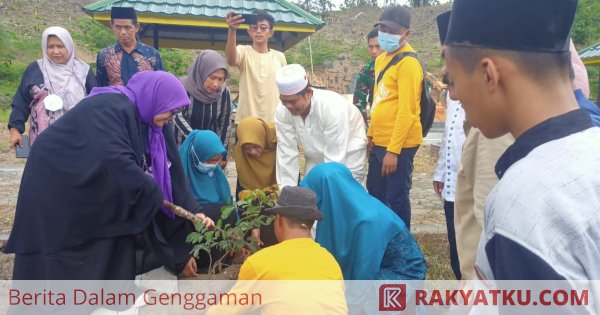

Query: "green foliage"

xmin=71 ymin=18 xmax=114 ymax=54
xmin=572 ymin=0 xmax=600 ymax=101
xmin=0 ymin=25 xmax=39 ymax=109
xmin=572 ymin=0 xmax=600 ymax=49
xmin=409 ymin=0 xmax=440 ymax=7
xmin=341 ymin=0 xmax=378 ymax=9
xmin=159 ymin=48 xmax=195 ymax=77
xmin=293 ymin=0 xmax=334 ymax=17
xmin=286 ymin=36 xmax=370 ymax=69
xmin=187 ymin=186 xmax=279 ymax=276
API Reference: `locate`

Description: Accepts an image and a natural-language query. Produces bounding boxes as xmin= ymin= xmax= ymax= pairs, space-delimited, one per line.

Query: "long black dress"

xmin=3 ymin=92 xmax=208 ymax=279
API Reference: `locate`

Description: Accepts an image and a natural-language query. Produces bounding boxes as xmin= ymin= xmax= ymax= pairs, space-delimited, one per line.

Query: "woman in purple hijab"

xmin=5 ymin=71 xmax=215 ymax=280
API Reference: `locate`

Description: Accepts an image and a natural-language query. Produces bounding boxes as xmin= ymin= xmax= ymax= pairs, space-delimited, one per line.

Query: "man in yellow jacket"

xmin=367 ymin=6 xmax=423 ymax=228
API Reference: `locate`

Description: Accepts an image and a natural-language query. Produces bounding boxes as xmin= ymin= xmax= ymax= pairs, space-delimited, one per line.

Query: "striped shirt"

xmin=173 ymin=88 xmax=232 ymax=159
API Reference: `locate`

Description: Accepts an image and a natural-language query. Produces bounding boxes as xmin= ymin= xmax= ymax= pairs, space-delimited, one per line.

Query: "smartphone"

xmin=240 ymin=13 xmax=259 ymax=25
xmin=16 ymin=135 xmax=30 ymax=158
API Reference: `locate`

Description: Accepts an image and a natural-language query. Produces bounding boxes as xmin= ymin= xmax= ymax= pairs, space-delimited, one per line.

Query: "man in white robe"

xmin=274 ymin=64 xmax=367 ymax=188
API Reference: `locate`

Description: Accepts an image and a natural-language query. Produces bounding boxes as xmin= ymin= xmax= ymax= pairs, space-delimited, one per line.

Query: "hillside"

xmin=290 ymin=4 xmax=452 ymax=93
xmin=0 ymin=0 xmax=597 ymax=105
xmin=0 ymin=0 xmax=451 ymax=100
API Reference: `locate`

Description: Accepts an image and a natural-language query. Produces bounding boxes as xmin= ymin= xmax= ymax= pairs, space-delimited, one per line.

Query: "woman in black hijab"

xmin=4 ymin=71 xmax=214 ymax=280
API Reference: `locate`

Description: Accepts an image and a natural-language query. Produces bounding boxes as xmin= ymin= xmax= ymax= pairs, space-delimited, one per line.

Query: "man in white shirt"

xmin=432 ymin=12 xmax=467 ymax=281
xmin=445 ymin=0 xmax=600 ymax=284
xmin=433 ymin=94 xmax=466 ymax=280
xmin=274 ymin=64 xmax=367 ymax=188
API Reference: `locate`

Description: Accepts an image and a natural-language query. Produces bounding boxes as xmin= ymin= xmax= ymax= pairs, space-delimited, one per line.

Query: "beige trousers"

xmin=454 ymin=128 xmax=514 ymax=280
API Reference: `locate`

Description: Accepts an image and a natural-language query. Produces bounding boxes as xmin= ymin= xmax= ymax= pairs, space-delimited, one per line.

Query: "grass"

xmin=0 ymin=25 xmax=40 ymax=110
xmin=414 ymin=233 xmax=455 ymax=280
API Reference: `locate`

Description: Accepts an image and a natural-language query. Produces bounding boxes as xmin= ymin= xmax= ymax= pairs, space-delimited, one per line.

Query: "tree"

xmin=294 ymin=0 xmax=334 ymax=17
xmin=571 ymin=0 xmax=600 ymax=49
xmin=409 ymin=0 xmax=440 ymax=7
xmin=342 ymin=0 xmax=378 ymax=9
xmin=182 ymin=186 xmax=278 ymax=277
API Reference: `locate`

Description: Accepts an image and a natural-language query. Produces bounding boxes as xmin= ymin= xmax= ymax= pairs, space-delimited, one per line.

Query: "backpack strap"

xmin=380 ymin=51 xmax=429 ymax=108
xmin=376 ymin=51 xmax=416 ymax=85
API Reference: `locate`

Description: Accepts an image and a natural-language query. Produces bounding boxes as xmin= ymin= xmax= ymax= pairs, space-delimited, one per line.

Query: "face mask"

xmin=196 ymin=161 xmax=218 ymax=176
xmin=191 ymin=145 xmax=218 ymax=176
xmin=378 ymin=31 xmax=402 ymax=52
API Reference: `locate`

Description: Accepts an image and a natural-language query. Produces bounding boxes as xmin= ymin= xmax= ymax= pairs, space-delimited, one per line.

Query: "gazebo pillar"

xmin=153 ymin=25 xmax=160 ymax=49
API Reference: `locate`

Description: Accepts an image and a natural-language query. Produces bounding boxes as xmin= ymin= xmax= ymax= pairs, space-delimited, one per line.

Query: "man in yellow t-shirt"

xmin=367 ymin=6 xmax=423 ymax=228
xmin=238 ymin=186 xmax=343 ymax=281
xmin=207 ymin=186 xmax=347 ymax=314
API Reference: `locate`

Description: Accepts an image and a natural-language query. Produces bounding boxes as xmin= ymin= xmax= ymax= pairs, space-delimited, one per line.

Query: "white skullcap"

xmin=276 ymin=64 xmax=309 ymax=96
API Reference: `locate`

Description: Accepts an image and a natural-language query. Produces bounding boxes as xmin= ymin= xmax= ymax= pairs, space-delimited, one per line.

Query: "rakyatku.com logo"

xmin=377 ymin=282 xmax=590 ymax=313
xmin=379 ymin=284 xmax=406 ymax=311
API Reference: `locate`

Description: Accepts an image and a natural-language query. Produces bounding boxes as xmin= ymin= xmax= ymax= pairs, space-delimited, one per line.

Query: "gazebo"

xmin=579 ymin=41 xmax=600 ymax=103
xmin=84 ymin=0 xmax=325 ymax=51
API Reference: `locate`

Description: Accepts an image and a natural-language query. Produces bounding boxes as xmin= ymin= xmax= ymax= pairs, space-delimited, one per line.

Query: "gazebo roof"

xmin=579 ymin=41 xmax=600 ymax=66
xmin=84 ymin=0 xmax=325 ymax=51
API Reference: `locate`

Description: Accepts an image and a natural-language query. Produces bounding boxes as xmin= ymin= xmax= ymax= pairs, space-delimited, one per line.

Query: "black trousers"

xmin=444 ymin=200 xmax=462 ymax=280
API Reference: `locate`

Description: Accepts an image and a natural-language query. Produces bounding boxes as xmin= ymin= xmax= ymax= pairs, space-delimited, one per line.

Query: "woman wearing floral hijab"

xmin=8 ymin=26 xmax=97 ymax=147
xmin=4 ymin=71 xmax=214 ymax=280
xmin=174 ymin=50 xmax=232 ymax=168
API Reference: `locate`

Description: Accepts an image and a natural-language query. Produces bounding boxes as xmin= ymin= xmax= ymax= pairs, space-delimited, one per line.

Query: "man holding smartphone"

xmin=225 ymin=9 xmax=287 ymax=126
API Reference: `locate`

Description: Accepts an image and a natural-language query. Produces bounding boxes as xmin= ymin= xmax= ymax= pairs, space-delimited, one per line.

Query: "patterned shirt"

xmin=96 ymin=41 xmax=163 ymax=86
xmin=352 ymin=60 xmax=375 ymax=115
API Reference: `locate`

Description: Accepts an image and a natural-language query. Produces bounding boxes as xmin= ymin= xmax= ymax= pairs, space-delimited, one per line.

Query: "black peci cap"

xmin=111 ymin=6 xmax=138 ymax=23
xmin=436 ymin=11 xmax=451 ymax=45
xmin=445 ymin=0 xmax=577 ymax=53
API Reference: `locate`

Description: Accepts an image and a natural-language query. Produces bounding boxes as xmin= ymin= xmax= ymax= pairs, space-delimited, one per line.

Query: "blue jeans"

xmin=367 ymin=145 xmax=418 ymax=228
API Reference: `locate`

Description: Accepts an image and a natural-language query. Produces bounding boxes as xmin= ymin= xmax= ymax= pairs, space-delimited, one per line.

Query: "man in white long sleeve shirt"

xmin=433 ymin=93 xmax=466 ymax=280
xmin=432 ymin=11 xmax=467 ymax=281
xmin=274 ymin=64 xmax=367 ymax=188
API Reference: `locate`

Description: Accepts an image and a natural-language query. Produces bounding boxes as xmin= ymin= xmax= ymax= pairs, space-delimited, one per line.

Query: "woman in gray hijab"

xmin=173 ymin=50 xmax=232 ymax=168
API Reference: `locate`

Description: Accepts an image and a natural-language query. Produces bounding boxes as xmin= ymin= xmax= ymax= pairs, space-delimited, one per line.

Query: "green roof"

xmin=84 ymin=0 xmax=324 ymax=28
xmin=579 ymin=41 xmax=600 ymax=66
xmin=84 ymin=0 xmax=324 ymax=50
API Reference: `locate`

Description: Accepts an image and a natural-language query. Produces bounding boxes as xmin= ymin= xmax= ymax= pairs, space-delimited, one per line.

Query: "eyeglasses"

xmin=250 ymin=25 xmax=271 ymax=32
xmin=171 ymin=107 xmax=185 ymax=116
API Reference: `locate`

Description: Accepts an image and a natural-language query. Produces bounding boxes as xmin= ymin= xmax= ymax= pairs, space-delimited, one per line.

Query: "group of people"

xmin=3 ymin=4 xmax=427 ymax=284
xmin=3 ymin=0 xmax=600 ymax=304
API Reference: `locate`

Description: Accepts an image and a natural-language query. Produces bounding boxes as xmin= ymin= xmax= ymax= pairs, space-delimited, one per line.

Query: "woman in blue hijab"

xmin=179 ymin=130 xmax=232 ymax=205
xmin=300 ymin=162 xmax=426 ymax=280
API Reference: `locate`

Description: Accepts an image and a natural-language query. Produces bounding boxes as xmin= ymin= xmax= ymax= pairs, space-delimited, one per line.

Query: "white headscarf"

xmin=38 ymin=26 xmax=90 ymax=110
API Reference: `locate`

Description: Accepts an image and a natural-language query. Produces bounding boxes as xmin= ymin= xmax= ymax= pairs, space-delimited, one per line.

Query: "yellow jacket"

xmin=368 ymin=43 xmax=423 ymax=154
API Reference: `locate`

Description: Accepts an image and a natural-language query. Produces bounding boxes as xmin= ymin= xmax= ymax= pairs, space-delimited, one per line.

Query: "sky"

xmin=329 ymin=0 xmax=451 ymax=10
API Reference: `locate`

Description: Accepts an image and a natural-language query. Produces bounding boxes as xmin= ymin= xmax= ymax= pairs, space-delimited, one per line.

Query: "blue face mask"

xmin=378 ymin=31 xmax=402 ymax=52
xmin=191 ymin=146 xmax=218 ymax=177
xmin=196 ymin=161 xmax=218 ymax=177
